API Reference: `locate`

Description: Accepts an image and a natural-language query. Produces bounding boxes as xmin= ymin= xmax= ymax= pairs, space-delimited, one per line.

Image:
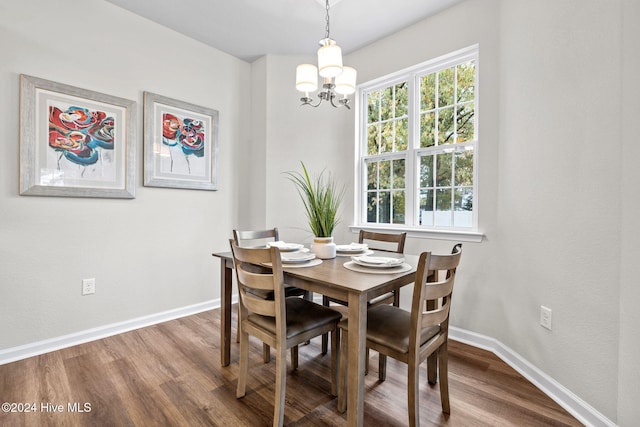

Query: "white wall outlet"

xmin=82 ymin=278 xmax=96 ymax=295
xmin=540 ymin=305 xmax=552 ymax=330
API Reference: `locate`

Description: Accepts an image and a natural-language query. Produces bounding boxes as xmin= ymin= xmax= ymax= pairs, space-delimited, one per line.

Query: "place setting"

xmin=265 ymin=241 xmax=322 ymax=267
xmin=335 ymin=242 xmax=374 ymax=256
xmin=343 ymin=254 xmax=412 ymax=274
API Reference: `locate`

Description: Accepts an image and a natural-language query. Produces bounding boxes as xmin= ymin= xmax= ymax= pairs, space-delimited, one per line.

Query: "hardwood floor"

xmin=0 ymin=307 xmax=582 ymax=426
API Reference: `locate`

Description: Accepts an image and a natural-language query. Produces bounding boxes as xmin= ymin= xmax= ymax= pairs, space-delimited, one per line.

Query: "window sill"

xmin=349 ymin=224 xmax=484 ymax=243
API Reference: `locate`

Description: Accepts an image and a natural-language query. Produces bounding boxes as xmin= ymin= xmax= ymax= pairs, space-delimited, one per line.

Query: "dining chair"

xmin=321 ymin=230 xmax=407 ymax=355
xmin=233 ymin=228 xmax=310 ymax=363
xmin=337 ymin=245 xmax=462 ymax=426
xmin=230 ymin=240 xmax=342 ymax=427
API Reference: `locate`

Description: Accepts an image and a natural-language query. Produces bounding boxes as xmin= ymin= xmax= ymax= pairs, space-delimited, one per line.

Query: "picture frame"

xmin=19 ymin=74 xmax=137 ymax=199
xmin=143 ymin=92 xmax=219 ymax=190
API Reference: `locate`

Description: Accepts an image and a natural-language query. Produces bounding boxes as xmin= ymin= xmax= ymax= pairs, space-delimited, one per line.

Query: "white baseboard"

xmin=0 ymin=299 xmax=222 ymax=365
xmin=0 ymin=301 xmax=617 ymax=427
xmin=449 ymin=326 xmax=617 ymax=427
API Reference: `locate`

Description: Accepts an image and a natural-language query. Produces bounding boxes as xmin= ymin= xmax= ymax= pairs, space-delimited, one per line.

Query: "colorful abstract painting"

xmin=144 ymin=92 xmax=218 ymax=191
xmin=19 ymin=74 xmax=136 ymax=198
xmin=48 ymin=105 xmax=115 ymax=174
xmin=161 ymin=113 xmax=205 ymax=174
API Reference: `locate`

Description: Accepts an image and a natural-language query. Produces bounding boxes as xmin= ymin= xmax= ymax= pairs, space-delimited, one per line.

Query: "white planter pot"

xmin=311 ymin=236 xmax=337 ymax=259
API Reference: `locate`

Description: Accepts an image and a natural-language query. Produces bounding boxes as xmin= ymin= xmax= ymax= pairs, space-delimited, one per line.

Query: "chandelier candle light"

xmin=296 ymin=0 xmax=357 ymax=109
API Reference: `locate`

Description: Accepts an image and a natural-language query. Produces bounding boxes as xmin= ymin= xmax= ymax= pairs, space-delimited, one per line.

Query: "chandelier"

xmin=295 ymin=0 xmax=357 ymax=109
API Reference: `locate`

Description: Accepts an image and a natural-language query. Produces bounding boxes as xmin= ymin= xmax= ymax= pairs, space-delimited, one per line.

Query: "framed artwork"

xmin=143 ymin=92 xmax=219 ymax=190
xmin=19 ymin=74 xmax=136 ymax=198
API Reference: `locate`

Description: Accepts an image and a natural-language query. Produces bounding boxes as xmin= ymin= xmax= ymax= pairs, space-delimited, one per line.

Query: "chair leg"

xmin=337 ymin=329 xmax=348 ymax=413
xmin=236 ymin=304 xmax=241 ymax=343
xmin=407 ymin=358 xmax=420 ymax=427
xmin=427 ymin=352 xmax=437 ymax=384
xmin=330 ymin=327 xmax=339 ymax=396
xmin=291 ymin=346 xmax=298 ymax=371
xmin=365 ymin=348 xmax=369 ymax=375
xmin=321 ymin=296 xmax=330 ymax=354
xmin=438 ymin=343 xmax=451 ymax=414
xmin=236 ymin=330 xmax=249 ymax=398
xmin=273 ymin=345 xmax=287 ymax=427
xmin=378 ymin=353 xmax=387 ymax=381
xmin=263 ymin=343 xmax=271 ymax=363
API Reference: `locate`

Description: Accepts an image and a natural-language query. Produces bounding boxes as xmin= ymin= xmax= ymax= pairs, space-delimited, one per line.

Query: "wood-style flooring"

xmin=0 ymin=306 xmax=582 ymax=426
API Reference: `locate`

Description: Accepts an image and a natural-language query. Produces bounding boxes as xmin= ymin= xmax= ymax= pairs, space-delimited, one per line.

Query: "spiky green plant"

xmin=285 ymin=162 xmax=345 ymax=238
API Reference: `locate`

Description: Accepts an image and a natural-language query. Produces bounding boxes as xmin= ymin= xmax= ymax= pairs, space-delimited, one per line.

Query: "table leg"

xmin=347 ymin=292 xmax=367 ymax=427
xmin=220 ymin=258 xmax=233 ymax=367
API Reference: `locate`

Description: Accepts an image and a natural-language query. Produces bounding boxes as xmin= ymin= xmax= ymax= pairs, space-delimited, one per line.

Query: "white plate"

xmin=266 ymin=241 xmax=305 ymax=252
xmin=344 ymin=261 xmax=412 ymax=274
xmin=281 ymin=252 xmax=316 ymax=263
xmin=351 ymin=256 xmax=405 ymax=268
xmin=335 ymin=243 xmax=369 ymax=254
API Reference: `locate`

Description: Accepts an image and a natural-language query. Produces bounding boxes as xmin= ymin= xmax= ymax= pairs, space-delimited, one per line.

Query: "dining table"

xmin=211 ymin=248 xmax=418 ymax=427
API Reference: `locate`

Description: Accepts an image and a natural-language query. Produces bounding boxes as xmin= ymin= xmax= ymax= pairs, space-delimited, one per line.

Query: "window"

xmin=356 ymin=46 xmax=478 ymax=237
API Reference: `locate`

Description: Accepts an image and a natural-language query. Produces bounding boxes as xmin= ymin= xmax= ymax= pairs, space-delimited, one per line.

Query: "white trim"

xmin=0 ymin=298 xmax=235 ymax=365
xmin=349 ymin=224 xmax=484 ymax=243
xmin=449 ymin=327 xmax=617 ymax=427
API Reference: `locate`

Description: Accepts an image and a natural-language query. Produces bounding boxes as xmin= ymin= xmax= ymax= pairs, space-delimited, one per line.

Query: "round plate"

xmin=281 ymin=252 xmax=316 ymax=264
xmin=351 ymin=256 xmax=405 ymax=268
xmin=335 ymin=244 xmax=369 ymax=254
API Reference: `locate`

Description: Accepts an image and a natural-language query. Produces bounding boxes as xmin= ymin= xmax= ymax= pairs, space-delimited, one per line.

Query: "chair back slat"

xmin=233 ymin=228 xmax=279 ymax=248
xmin=236 ymin=268 xmax=277 ymax=291
xmin=239 ymin=289 xmax=276 ymax=317
xmin=421 ymin=300 xmax=451 ymax=329
xmin=358 ymin=230 xmax=406 ymax=253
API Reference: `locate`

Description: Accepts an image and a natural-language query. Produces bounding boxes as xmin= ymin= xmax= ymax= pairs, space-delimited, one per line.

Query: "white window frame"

xmin=351 ymin=45 xmax=483 ymax=243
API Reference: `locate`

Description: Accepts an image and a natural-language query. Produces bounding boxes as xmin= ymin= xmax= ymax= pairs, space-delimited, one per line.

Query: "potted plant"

xmin=285 ymin=162 xmax=345 ymax=259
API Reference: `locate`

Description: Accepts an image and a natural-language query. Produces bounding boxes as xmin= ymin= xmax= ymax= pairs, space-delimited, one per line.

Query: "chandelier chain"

xmin=324 ymin=0 xmax=331 ymax=39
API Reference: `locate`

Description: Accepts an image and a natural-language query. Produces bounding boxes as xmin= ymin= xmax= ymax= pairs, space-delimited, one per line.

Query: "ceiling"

xmin=105 ymin=0 xmax=464 ymax=62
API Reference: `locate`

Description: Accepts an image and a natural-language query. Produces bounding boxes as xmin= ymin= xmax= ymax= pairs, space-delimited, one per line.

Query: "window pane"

xmin=457 ymin=103 xmax=474 ymax=143
xmin=457 ymin=61 xmax=475 ymax=103
xmin=438 ymin=67 xmax=454 ymax=107
xmin=380 ymin=87 xmax=393 ymax=121
xmin=381 ymin=122 xmax=393 ymax=153
xmin=367 ymin=161 xmax=378 ymax=190
xmin=454 ymin=188 xmax=473 ymax=228
xmin=435 ymin=188 xmax=452 ymax=227
xmin=436 ymin=152 xmax=452 ymax=187
xmin=438 ymin=107 xmax=455 ymax=145
xmin=454 ymin=187 xmax=473 ymax=211
xmin=367 ymin=124 xmax=380 ymax=155
xmin=367 ymin=191 xmax=377 ymax=222
xmin=379 ymin=191 xmax=391 ymax=223
xmin=392 ymin=159 xmax=405 ymax=189
xmin=379 ymin=160 xmax=390 ymax=189
xmin=420 ymin=73 xmax=436 ymax=111
xmin=420 ymin=112 xmax=435 ymax=148
xmin=395 ymin=82 xmax=408 ymax=117
xmin=396 ymin=118 xmax=408 ymax=151
xmin=392 ymin=190 xmax=405 ymax=224
xmin=455 ymin=150 xmax=474 ymax=186
xmin=368 ymin=91 xmax=380 ymax=123
xmin=436 ymin=188 xmax=452 ymax=210
xmin=419 ymin=190 xmax=434 ymax=226
xmin=419 ymin=155 xmax=433 ymax=188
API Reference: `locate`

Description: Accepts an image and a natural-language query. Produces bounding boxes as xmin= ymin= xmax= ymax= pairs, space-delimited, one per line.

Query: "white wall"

xmin=0 ymin=0 xmax=250 ymax=348
xmin=618 ymin=0 xmax=640 ymax=424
